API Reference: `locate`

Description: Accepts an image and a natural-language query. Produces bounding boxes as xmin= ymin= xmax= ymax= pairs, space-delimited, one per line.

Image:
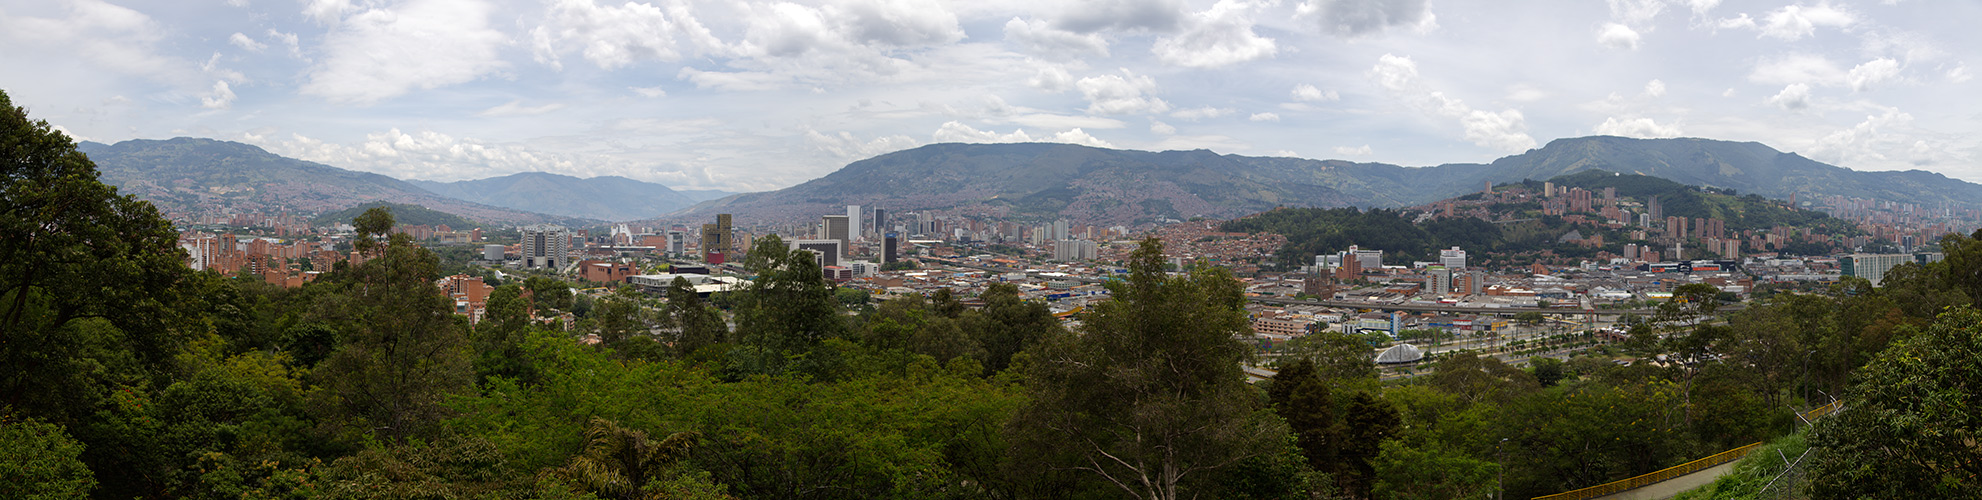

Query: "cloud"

xmin=1077 ymin=69 xmax=1171 ymax=115
xmin=477 ymin=100 xmax=566 ymax=117
xmin=0 ymin=0 xmax=197 ymax=86
xmin=932 ymin=121 xmax=1112 ymax=148
xmin=1150 ymin=119 xmax=1177 ymax=135
xmin=1003 ymin=17 xmax=1108 ymax=60
xmin=1607 ymin=0 xmax=1666 ymax=25
xmin=200 ymin=81 xmax=236 ymax=109
xmin=1594 ymin=116 xmax=1682 ymax=138
xmin=266 ymin=29 xmax=303 ymax=58
xmin=1950 ymin=65 xmax=1973 ymax=83
xmin=1846 ymin=57 xmax=1900 ymax=91
xmin=1055 ymin=0 xmax=1185 ymax=33
xmin=1170 ymin=106 xmax=1234 ymax=120
xmin=1028 ymin=63 xmax=1075 ymax=92
xmin=806 ymin=128 xmax=922 ymax=160
xmin=1598 ymin=23 xmax=1640 ymax=50
xmin=1334 ymin=144 xmax=1373 ymax=156
xmin=301 ymin=0 xmax=509 ymax=104
xmin=1151 ymin=0 xmax=1277 ymax=68
xmin=252 ymin=128 xmax=588 ymax=181
xmin=1644 ymin=79 xmax=1666 ymax=97
xmin=529 ymin=0 xmax=720 ymax=70
xmin=1369 ymin=53 xmax=1537 ymax=152
xmin=1292 ymin=84 xmax=1339 ymax=102
xmin=1248 ymin=112 xmax=1280 ymax=122
xmin=1301 ymin=0 xmax=1435 ymax=38
xmin=228 ymin=32 xmax=266 ymax=52
xmin=302 ymin=0 xmax=356 ymax=24
xmin=1767 ymin=83 xmax=1811 ymax=110
xmin=1801 ymin=107 xmax=1964 ymax=169
xmin=1505 ymin=84 xmax=1549 ymax=102
xmin=1758 ymin=2 xmax=1854 ymax=41
xmin=631 ymin=86 xmax=668 ymax=97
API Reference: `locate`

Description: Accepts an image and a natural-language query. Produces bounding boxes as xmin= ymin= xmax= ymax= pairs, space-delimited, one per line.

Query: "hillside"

xmin=76 ymin=138 xmax=585 ymax=225
xmin=309 ymin=202 xmax=480 ymax=229
xmin=670 ymin=136 xmax=1982 ymax=226
xmin=409 ymin=172 xmax=699 ymax=222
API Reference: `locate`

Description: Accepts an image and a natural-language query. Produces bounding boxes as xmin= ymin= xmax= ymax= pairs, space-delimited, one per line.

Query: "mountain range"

xmin=79 ymin=135 xmax=1981 ymax=229
xmin=672 ymin=136 xmax=1982 ymax=226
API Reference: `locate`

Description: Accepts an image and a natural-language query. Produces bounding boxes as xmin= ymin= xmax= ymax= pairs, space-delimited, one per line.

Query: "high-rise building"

xmin=883 ymin=233 xmax=899 ymax=264
xmin=1438 ymin=246 xmax=1466 ymax=269
xmin=1053 ymin=239 xmax=1098 ymax=261
xmin=699 ymin=214 xmax=733 ymax=264
xmin=871 ymin=207 xmax=886 ymax=237
xmin=1427 ymin=266 xmax=1452 ymax=296
xmin=822 ymin=214 xmax=850 ymax=257
xmin=846 ymin=205 xmax=861 ymax=241
xmin=790 ymin=239 xmax=842 ymax=268
xmin=1842 ymin=253 xmax=1912 ymax=286
xmin=666 ymin=230 xmax=685 ymax=256
xmin=521 ymin=224 xmax=570 ymax=269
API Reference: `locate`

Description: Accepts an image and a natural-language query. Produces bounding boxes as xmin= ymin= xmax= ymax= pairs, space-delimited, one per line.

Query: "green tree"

xmin=538 ymin=418 xmax=701 ymax=500
xmin=960 ymin=282 xmax=1067 ymax=375
xmin=1266 ymin=360 xmax=1339 ymax=475
xmin=1277 ymin=327 xmax=1378 ymax=382
xmin=1006 ymin=238 xmax=1287 ymax=500
xmin=351 ymin=207 xmax=393 ymax=256
xmin=0 ymin=416 xmax=96 ymax=499
xmin=473 ymin=284 xmax=540 ymax=384
xmin=1808 ymin=307 xmax=1982 ymax=498
xmin=526 ymin=276 xmax=575 ymax=313
xmin=663 ymin=277 xmax=727 ymax=360
xmin=310 ymin=233 xmax=474 ymax=443
xmin=731 ymin=235 xmax=844 ymax=376
xmin=592 ymin=286 xmax=656 ymax=347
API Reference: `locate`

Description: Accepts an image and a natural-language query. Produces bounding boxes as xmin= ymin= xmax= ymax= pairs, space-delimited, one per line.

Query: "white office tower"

xmin=666 ymin=230 xmax=686 ymax=256
xmin=1439 ymin=246 xmax=1467 ymax=269
xmin=1427 ymin=266 xmax=1452 ymax=295
xmin=846 ymin=205 xmax=861 ymax=240
xmin=1052 ymin=219 xmax=1070 ymax=241
xmin=521 ymin=224 xmax=570 ymax=269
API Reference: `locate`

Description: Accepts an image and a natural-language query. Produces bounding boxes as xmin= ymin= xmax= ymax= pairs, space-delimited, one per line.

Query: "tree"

xmin=538 ymin=418 xmax=701 ymax=500
xmin=1006 ymin=238 xmax=1288 ymax=500
xmin=2 ymin=89 xmax=191 ymax=424
xmin=1277 ymin=327 xmax=1378 ymax=382
xmin=960 ymin=282 xmax=1067 ymax=375
xmin=311 ymin=232 xmax=473 ymax=443
xmin=1808 ymin=307 xmax=1982 ymax=498
xmin=663 ymin=277 xmax=727 ymax=360
xmin=526 ymin=276 xmax=574 ymax=313
xmin=1267 ymin=360 xmax=1339 ymax=474
xmin=592 ymin=286 xmax=656 ymax=347
xmin=473 ymin=284 xmax=540 ymax=383
xmin=1338 ymin=391 xmax=1401 ymax=499
xmin=351 ymin=207 xmax=393 ymax=256
xmin=0 ymin=416 xmax=95 ymax=499
xmin=730 ymin=235 xmax=844 ymax=376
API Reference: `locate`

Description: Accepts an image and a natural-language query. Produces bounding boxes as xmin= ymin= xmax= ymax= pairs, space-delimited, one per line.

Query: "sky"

xmin=1 ymin=0 xmax=1977 ymax=193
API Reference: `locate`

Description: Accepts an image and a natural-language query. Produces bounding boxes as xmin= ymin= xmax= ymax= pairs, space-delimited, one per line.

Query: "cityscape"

xmin=7 ymin=1 xmax=1982 ymax=499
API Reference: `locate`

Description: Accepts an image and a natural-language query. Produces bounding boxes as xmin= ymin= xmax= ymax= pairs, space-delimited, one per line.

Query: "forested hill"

xmin=1226 ymin=171 xmax=1859 ymax=267
xmin=310 ymin=202 xmax=480 ymax=229
xmin=672 ymin=136 xmax=1982 ymax=226
xmin=409 ymin=172 xmax=701 ymax=222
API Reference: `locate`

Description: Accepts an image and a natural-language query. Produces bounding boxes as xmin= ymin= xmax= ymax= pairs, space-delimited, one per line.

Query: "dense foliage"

xmin=309 ymin=201 xmax=481 ymax=229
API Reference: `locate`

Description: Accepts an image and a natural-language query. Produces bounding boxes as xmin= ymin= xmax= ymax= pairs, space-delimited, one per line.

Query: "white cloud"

xmin=266 ymin=29 xmax=303 ymax=58
xmin=0 ymin=0 xmax=197 ymax=86
xmin=1801 ymin=108 xmax=1957 ymax=169
xmin=1248 ymin=112 xmax=1280 ymax=122
xmin=1767 ymin=83 xmax=1812 ymax=110
xmin=806 ymin=128 xmax=922 ymax=160
xmin=1749 ymin=53 xmax=1843 ymax=86
xmin=1152 ymin=0 xmax=1278 ymax=68
xmin=932 ymin=121 xmax=1113 ymax=148
xmin=1597 ymin=23 xmax=1641 ymax=50
xmin=200 ymin=81 xmax=236 ymax=109
xmin=1301 ymin=0 xmax=1435 ymax=38
xmin=1950 ymin=65 xmax=1973 ymax=84
xmin=1846 ymin=57 xmax=1900 ymax=91
xmin=1644 ymin=79 xmax=1666 ymax=97
xmin=1607 ymin=0 xmax=1666 ymax=25
xmin=1003 ymin=17 xmax=1108 ymax=60
xmin=1170 ymin=106 xmax=1234 ymax=120
xmin=1505 ymin=84 xmax=1549 ymax=102
xmin=1077 ymin=69 xmax=1171 ymax=115
xmin=631 ymin=86 xmax=668 ymax=98
xmin=1292 ymin=84 xmax=1340 ymax=102
xmin=1029 ymin=63 xmax=1075 ymax=92
xmin=1150 ymin=119 xmax=1177 ymax=135
xmin=530 ymin=0 xmax=719 ymax=70
xmin=228 ymin=32 xmax=266 ymax=52
xmin=1594 ymin=116 xmax=1682 ymax=138
xmin=1334 ymin=144 xmax=1373 ymax=156
xmin=301 ymin=0 xmax=509 ymax=104
xmin=253 ymin=129 xmax=587 ymax=181
xmin=1369 ymin=53 xmax=1537 ymax=152
xmin=1714 ymin=13 xmax=1756 ymax=31
xmin=1684 ymin=0 xmax=1721 ymax=17
xmin=477 ymin=100 xmax=566 ymax=117
xmin=1758 ymin=3 xmax=1855 ymax=41
xmin=302 ymin=0 xmax=355 ymax=24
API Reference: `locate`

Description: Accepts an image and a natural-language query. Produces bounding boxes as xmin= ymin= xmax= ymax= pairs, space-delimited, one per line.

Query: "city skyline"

xmin=2 ymin=0 xmax=1976 ymax=193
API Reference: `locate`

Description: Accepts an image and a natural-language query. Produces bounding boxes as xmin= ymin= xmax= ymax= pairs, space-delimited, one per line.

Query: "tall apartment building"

xmin=1052 ymin=239 xmax=1098 ymax=262
xmin=700 ymin=214 xmax=732 ymax=264
xmin=821 ymin=214 xmax=851 ymax=257
xmin=845 ymin=205 xmax=861 ymax=241
xmin=1842 ymin=253 xmax=1912 ymax=286
xmin=666 ymin=230 xmax=685 ymax=256
xmin=871 ymin=207 xmax=886 ymax=236
xmin=1426 ymin=266 xmax=1453 ymax=296
xmin=521 ymin=224 xmax=570 ymax=269
xmin=882 ymin=233 xmax=899 ymax=264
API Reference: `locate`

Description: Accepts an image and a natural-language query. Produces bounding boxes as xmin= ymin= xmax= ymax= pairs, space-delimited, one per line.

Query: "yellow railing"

xmin=1531 ymin=442 xmax=1763 ymax=500
xmin=1533 ymin=401 xmax=1845 ymax=500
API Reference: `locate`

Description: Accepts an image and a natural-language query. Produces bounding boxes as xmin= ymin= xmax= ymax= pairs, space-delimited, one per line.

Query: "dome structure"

xmin=1375 ymin=343 xmax=1425 ymax=364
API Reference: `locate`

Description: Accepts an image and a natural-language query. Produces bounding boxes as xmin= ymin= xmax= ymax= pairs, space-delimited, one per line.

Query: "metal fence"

xmin=1531 ymin=442 xmax=1765 ymax=500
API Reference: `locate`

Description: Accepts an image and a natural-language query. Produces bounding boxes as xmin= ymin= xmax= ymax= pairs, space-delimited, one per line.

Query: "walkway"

xmin=1593 ymin=461 xmax=1738 ymax=500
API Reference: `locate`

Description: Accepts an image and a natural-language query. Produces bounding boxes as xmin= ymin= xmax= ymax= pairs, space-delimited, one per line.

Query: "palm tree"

xmin=540 ymin=417 xmax=699 ymax=500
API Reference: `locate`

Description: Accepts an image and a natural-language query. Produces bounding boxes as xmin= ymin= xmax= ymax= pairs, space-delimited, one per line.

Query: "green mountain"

xmin=76 ymin=137 xmax=586 ymax=225
xmin=672 ymin=136 xmax=1982 ymax=226
xmin=409 ymin=172 xmax=699 ymax=222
